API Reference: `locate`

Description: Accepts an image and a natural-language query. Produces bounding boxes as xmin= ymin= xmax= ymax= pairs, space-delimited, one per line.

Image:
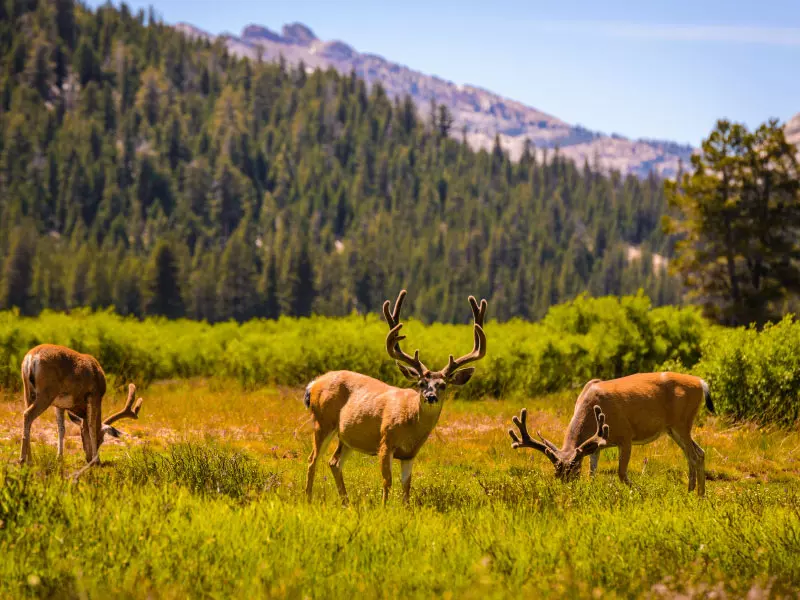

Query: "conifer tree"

xmin=142 ymin=240 xmax=184 ymax=318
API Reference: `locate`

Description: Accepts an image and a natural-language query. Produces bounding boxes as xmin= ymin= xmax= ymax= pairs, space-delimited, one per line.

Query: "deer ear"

xmin=448 ymin=367 xmax=475 ymax=386
xmin=101 ymin=424 xmax=122 ymax=439
xmin=396 ymin=362 xmax=420 ymax=381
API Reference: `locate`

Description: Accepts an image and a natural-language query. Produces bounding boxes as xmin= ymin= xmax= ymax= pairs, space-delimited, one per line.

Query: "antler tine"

xmin=103 ymin=383 xmax=144 ymax=426
xmin=440 ymin=294 xmax=488 ymax=377
xmin=382 ymin=289 xmax=407 ymax=328
xmin=384 ymin=294 xmax=428 ymax=375
xmin=508 ymin=408 xmax=559 ymax=464
xmin=575 ymin=405 xmax=610 ymax=457
xmin=468 ymin=295 xmax=487 ymax=328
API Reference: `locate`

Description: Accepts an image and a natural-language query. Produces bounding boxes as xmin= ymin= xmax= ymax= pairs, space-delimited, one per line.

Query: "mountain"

xmin=786 ymin=112 xmax=800 ymax=157
xmin=174 ymin=22 xmax=694 ymax=179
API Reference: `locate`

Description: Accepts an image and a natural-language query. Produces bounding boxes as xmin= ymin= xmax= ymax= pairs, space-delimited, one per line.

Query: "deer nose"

xmin=423 ymin=393 xmax=438 ymax=404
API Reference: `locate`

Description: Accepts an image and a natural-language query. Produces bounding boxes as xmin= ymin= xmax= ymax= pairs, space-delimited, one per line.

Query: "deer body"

xmin=510 ymin=372 xmax=712 ymax=496
xmin=19 ymin=344 xmax=143 ymax=474
xmin=306 ymin=371 xmax=443 ymax=459
xmin=304 ymin=291 xmax=487 ymax=505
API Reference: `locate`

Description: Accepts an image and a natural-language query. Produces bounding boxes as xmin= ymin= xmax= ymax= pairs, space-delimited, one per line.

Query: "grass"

xmin=0 ymin=379 xmax=799 ymax=599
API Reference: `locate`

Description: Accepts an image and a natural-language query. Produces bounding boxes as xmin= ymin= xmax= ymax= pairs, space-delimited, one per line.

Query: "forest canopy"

xmin=0 ymin=0 xmax=678 ymax=324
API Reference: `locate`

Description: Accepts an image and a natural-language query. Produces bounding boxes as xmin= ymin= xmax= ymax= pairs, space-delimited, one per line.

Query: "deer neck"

xmin=414 ymin=392 xmax=444 ymax=428
xmin=562 ymin=413 xmax=587 ymax=452
xmin=562 ymin=403 xmax=598 ymax=452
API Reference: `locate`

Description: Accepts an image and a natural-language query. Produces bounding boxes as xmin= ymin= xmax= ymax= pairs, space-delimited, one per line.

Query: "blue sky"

xmin=85 ymin=0 xmax=800 ymax=146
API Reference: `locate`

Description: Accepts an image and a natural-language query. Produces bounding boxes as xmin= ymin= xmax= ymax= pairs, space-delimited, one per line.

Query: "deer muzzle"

xmin=422 ymin=392 xmax=438 ymax=404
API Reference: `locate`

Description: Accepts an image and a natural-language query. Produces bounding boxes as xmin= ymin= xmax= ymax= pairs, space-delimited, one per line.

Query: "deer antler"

xmin=383 ymin=290 xmax=428 ymax=376
xmin=574 ymin=406 xmax=610 ymax=457
xmin=508 ymin=408 xmax=559 ymax=465
xmin=103 ymin=383 xmax=144 ymax=426
xmin=440 ymin=295 xmax=488 ymax=377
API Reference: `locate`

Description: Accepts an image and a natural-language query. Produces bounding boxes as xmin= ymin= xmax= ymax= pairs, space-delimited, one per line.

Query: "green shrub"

xmin=694 ymin=315 xmax=800 ymax=426
xmin=0 ymin=294 xmax=708 ymax=402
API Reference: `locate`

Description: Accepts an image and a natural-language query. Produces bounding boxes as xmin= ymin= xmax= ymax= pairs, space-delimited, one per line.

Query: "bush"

xmin=0 ymin=294 xmax=708 ymax=401
xmin=694 ymin=316 xmax=800 ymax=426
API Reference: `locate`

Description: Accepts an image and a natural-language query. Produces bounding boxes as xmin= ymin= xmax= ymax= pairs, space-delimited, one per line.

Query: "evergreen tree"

xmin=665 ymin=119 xmax=800 ymax=325
xmin=217 ymin=226 xmax=257 ymax=321
xmin=257 ymin=250 xmax=280 ymax=319
xmin=142 ymin=240 xmax=184 ymax=318
xmin=290 ymin=241 xmax=315 ymax=317
xmin=1 ymin=224 xmax=38 ymax=314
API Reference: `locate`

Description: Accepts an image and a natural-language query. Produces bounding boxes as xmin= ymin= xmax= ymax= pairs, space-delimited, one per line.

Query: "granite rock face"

xmin=175 ymin=21 xmax=696 ymax=178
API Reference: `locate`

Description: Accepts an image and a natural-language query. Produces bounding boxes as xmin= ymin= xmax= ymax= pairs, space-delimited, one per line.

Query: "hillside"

xmin=0 ymin=1 xmax=678 ymax=325
xmin=786 ymin=112 xmax=800 ymax=157
xmin=175 ymin=22 xmax=694 ymax=179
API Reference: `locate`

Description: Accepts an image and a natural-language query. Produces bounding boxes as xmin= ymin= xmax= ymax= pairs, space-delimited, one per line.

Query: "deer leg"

xmin=617 ymin=441 xmax=632 ymax=486
xmin=328 ymin=440 xmax=352 ymax=506
xmin=19 ymin=399 xmax=48 ymax=465
xmin=589 ymin=450 xmax=601 ymax=477
xmin=691 ymin=438 xmax=706 ymax=497
xmin=379 ymin=443 xmax=394 ymax=506
xmin=79 ymin=423 xmax=92 ymax=462
xmin=55 ymin=408 xmax=66 ymax=460
xmin=668 ymin=429 xmax=697 ymax=493
xmin=401 ymin=459 xmax=414 ymax=505
xmin=305 ymin=426 xmax=333 ymax=502
xmin=82 ymin=397 xmax=102 ymax=465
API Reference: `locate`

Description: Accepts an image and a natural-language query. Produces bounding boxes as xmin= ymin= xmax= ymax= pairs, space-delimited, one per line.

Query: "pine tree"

xmin=113 ymin=255 xmax=143 ymax=317
xmin=188 ymin=250 xmax=218 ymax=322
xmin=217 ymin=226 xmax=257 ymax=321
xmin=1 ymin=224 xmax=38 ymax=314
xmin=666 ymin=119 xmax=800 ymax=325
xmin=290 ymin=241 xmax=315 ymax=317
xmin=142 ymin=240 xmax=184 ymax=318
xmin=257 ymin=250 xmax=280 ymax=319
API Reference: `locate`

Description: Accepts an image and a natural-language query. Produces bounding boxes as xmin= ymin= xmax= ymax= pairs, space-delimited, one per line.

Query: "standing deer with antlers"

xmin=19 ymin=344 xmax=143 ymax=473
xmin=509 ymin=372 xmax=712 ymax=495
xmin=304 ymin=290 xmax=488 ymax=505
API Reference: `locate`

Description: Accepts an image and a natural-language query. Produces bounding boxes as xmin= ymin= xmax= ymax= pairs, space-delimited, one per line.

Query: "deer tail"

xmin=701 ymin=379 xmax=715 ymax=414
xmin=303 ymin=379 xmax=317 ymax=410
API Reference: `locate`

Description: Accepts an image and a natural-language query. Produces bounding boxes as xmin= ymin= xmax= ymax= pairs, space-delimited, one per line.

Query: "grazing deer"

xmin=19 ymin=344 xmax=143 ymax=472
xmin=509 ymin=372 xmax=713 ymax=496
xmin=304 ymin=290 xmax=487 ymax=505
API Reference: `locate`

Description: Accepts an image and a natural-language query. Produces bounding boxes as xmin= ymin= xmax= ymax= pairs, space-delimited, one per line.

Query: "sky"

xmin=85 ymin=0 xmax=800 ymax=147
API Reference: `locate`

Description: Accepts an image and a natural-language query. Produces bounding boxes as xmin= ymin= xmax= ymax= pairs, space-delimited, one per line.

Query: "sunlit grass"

xmin=1 ymin=379 xmax=799 ymax=598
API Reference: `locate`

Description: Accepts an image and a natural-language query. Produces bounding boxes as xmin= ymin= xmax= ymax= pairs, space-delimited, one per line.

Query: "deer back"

xmin=569 ymin=372 xmax=706 ymax=447
xmin=25 ymin=344 xmax=106 ymax=410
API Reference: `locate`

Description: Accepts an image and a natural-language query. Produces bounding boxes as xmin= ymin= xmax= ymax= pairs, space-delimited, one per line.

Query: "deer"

xmin=509 ymin=372 xmax=713 ymax=496
xmin=303 ymin=290 xmax=487 ymax=506
xmin=19 ymin=344 xmax=144 ymax=476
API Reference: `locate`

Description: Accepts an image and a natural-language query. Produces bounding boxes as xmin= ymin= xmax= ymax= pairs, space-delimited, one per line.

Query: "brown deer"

xmin=509 ymin=372 xmax=713 ymax=496
xmin=20 ymin=344 xmax=143 ymax=473
xmin=304 ymin=290 xmax=487 ymax=505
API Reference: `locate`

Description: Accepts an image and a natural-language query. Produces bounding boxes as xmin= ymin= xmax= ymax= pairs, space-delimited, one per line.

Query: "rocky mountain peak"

xmin=241 ymin=25 xmax=282 ymax=43
xmin=179 ymin=20 xmax=698 ymax=178
xmin=281 ymin=23 xmax=317 ymax=46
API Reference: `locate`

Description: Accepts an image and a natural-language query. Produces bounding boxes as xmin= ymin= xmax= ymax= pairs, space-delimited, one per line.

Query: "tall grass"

xmin=1 ymin=378 xmax=799 ymax=598
xmin=1 ymin=443 xmax=798 ymax=599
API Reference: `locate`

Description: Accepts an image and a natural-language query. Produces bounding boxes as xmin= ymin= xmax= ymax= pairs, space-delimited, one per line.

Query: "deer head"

xmin=383 ymin=290 xmax=487 ymax=404
xmin=509 ymin=406 xmax=609 ymax=481
xmin=68 ymin=383 xmax=144 ymax=444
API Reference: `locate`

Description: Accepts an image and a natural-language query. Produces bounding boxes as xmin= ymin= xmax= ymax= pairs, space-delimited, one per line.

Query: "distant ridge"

xmin=174 ymin=21 xmax=696 ymax=179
